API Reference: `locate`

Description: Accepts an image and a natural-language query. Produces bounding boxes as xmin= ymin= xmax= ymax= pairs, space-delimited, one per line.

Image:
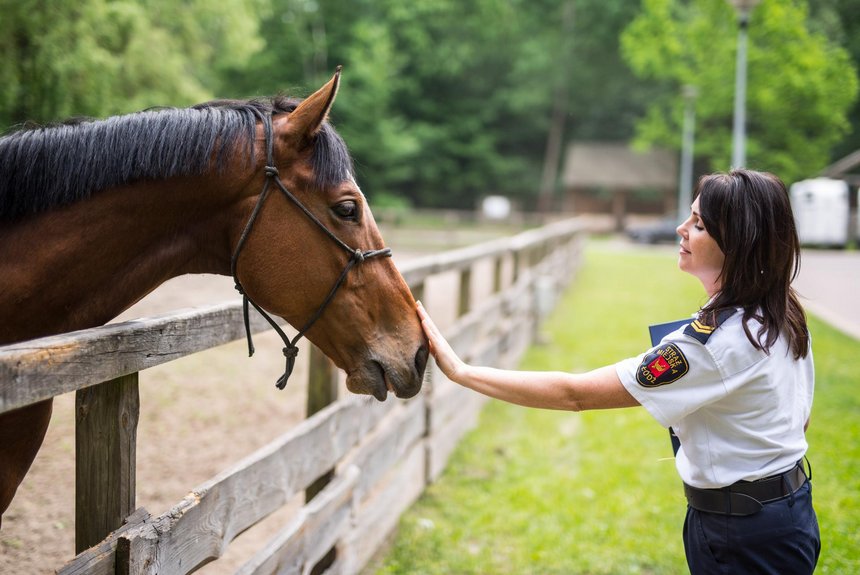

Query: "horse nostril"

xmin=414 ymin=343 xmax=429 ymax=378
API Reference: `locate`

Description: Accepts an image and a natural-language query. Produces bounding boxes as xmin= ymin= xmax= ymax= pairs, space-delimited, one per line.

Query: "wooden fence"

xmin=0 ymin=218 xmax=585 ymax=575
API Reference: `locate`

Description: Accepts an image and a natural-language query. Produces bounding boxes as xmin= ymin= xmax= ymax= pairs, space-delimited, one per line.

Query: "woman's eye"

xmin=333 ymin=201 xmax=358 ymax=221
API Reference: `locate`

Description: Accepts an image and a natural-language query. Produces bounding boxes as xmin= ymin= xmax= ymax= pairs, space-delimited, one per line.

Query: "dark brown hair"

xmin=696 ymin=169 xmax=809 ymax=359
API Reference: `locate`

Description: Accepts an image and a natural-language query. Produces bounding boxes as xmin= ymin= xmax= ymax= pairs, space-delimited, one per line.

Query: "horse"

xmin=0 ymin=68 xmax=428 ymax=525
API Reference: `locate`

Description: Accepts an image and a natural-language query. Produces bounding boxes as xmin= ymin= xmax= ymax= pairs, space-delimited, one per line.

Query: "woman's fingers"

xmin=415 ymin=301 xmax=461 ymax=378
xmin=416 ymin=302 xmax=441 ymax=353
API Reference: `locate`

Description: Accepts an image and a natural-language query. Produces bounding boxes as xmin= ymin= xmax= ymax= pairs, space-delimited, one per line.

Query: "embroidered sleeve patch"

xmin=636 ymin=343 xmax=689 ymax=387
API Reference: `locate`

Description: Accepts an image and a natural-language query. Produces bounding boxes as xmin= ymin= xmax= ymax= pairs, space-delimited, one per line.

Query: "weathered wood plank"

xmin=235 ymin=466 xmax=360 ymax=575
xmin=447 ymin=295 xmax=508 ymax=362
xmin=119 ymin=397 xmax=393 ymax=574
xmin=238 ymin=397 xmax=425 ymax=575
xmin=427 ymin=378 xmax=479 ymax=435
xmin=58 ymin=508 xmax=151 ymax=575
xmin=398 ymin=236 xmax=514 ymax=287
xmin=338 ymin=397 xmax=426 ymax=499
xmin=75 ymin=373 xmax=140 ymax=553
xmin=426 ymin=391 xmax=486 ymax=482
xmin=341 ymin=441 xmax=427 ymax=574
xmin=399 ymin=219 xmax=584 ymax=287
xmin=0 ymin=302 xmax=283 ymax=414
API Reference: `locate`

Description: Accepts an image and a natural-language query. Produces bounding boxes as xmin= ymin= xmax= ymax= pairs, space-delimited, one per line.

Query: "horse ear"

xmin=283 ymin=66 xmax=342 ymax=147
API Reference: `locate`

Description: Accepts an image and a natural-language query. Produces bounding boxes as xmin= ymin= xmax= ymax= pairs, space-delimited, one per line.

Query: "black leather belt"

xmin=684 ymin=461 xmax=809 ymax=516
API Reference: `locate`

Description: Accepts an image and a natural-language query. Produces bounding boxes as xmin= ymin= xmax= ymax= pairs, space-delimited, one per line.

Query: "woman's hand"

xmin=416 ymin=301 xmax=466 ymax=381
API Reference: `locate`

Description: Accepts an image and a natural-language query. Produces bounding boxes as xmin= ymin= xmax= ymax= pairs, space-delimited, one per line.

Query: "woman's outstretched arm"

xmin=417 ymin=301 xmax=638 ymax=412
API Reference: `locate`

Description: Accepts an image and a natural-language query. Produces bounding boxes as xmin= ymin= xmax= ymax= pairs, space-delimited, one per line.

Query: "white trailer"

xmin=789 ymin=178 xmax=850 ymax=247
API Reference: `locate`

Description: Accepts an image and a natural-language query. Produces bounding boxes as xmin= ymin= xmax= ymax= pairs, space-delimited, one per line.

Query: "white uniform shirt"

xmin=615 ymin=309 xmax=814 ymax=489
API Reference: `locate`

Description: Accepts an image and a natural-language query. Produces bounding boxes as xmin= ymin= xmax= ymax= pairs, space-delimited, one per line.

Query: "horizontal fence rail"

xmin=0 ymin=217 xmax=586 ymax=575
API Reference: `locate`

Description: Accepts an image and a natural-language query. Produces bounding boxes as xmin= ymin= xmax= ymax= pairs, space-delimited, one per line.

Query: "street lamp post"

xmin=728 ymin=0 xmax=760 ymax=169
xmin=678 ymin=85 xmax=698 ymax=221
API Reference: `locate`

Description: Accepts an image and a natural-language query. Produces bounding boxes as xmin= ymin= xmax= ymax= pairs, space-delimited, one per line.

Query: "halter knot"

xmin=275 ymin=344 xmax=300 ymax=390
xmin=264 ymin=166 xmax=280 ymax=178
xmin=353 ymin=249 xmax=366 ymax=263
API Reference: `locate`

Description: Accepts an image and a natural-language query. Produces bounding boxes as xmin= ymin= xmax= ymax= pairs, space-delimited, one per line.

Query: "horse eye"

xmin=333 ymin=200 xmax=358 ymax=221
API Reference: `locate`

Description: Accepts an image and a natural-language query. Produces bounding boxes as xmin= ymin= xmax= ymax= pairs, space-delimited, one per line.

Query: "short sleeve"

xmin=615 ymin=334 xmax=727 ymax=428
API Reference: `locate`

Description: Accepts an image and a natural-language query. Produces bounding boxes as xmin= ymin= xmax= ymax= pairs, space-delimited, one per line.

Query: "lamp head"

xmin=727 ymin=0 xmax=761 ymax=15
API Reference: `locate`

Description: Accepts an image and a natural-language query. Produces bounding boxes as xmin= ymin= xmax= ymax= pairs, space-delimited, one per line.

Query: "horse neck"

xmin=0 ymin=173 xmax=252 ymax=344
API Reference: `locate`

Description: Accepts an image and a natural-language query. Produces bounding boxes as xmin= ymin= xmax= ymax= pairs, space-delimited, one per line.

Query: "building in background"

xmin=820 ymin=149 xmax=860 ymax=244
xmin=561 ymin=142 xmax=678 ymax=231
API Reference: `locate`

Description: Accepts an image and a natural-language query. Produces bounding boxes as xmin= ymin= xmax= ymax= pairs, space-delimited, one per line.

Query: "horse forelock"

xmin=0 ymin=96 xmax=353 ymax=222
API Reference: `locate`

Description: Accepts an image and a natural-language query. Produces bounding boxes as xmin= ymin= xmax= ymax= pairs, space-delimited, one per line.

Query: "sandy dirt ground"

xmin=0 ymin=246 xmax=471 ymax=574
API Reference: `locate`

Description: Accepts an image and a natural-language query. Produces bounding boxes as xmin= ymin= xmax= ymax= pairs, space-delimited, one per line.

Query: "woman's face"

xmin=676 ymin=197 xmax=725 ymax=296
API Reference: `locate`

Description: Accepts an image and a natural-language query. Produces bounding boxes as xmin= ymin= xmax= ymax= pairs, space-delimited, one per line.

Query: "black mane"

xmin=0 ymin=96 xmax=353 ymax=222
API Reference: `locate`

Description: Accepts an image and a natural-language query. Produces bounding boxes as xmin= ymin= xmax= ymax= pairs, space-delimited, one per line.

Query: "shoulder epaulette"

xmin=684 ymin=308 xmax=736 ymax=344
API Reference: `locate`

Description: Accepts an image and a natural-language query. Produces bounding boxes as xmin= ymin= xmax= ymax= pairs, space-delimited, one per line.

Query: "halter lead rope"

xmin=230 ymin=110 xmax=391 ymax=389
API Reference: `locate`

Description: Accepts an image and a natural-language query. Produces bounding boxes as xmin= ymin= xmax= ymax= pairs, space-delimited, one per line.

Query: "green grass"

xmin=371 ymin=244 xmax=860 ymax=575
xmin=805 ymin=315 xmax=860 ymax=572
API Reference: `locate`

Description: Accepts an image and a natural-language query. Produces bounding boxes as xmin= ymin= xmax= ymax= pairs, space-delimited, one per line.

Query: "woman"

xmin=417 ymin=169 xmax=820 ymax=574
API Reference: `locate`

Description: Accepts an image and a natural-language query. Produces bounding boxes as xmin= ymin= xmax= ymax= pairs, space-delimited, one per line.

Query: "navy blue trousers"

xmin=683 ymin=481 xmax=820 ymax=574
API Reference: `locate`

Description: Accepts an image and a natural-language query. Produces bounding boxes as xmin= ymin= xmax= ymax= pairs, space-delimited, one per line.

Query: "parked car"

xmin=626 ymin=217 xmax=680 ymax=244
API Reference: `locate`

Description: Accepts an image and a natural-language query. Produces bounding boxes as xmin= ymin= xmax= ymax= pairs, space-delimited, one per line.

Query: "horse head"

xmin=230 ymin=69 xmax=428 ymax=400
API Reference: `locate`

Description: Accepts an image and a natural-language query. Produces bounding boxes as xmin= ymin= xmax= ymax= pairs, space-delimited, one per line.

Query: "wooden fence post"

xmin=306 ymin=343 xmax=340 ymax=500
xmin=305 ymin=344 xmax=341 ymax=573
xmin=493 ymin=256 xmax=503 ymax=294
xmin=512 ymin=251 xmax=521 ymax=284
xmin=411 ymin=281 xmax=425 ymax=307
xmin=458 ymin=267 xmax=472 ymax=317
xmin=75 ymin=373 xmax=139 ymax=553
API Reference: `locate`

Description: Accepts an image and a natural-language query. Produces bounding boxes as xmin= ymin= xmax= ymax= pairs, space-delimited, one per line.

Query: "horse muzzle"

xmin=347 ymin=343 xmax=428 ymax=401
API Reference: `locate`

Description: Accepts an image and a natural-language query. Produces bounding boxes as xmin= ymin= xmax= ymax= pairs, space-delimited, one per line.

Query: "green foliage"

xmin=564 ymin=0 xmax=663 ymax=142
xmin=0 ymin=0 xmax=649 ymax=209
xmin=621 ymin=0 xmax=858 ymax=183
xmin=354 ymin=0 xmax=557 ymax=207
xmin=809 ymin=0 xmax=860 ymax=160
xmin=1 ymin=1 xmax=858 ymax=205
xmin=0 ymin=0 xmax=265 ymax=126
xmin=372 ymin=245 xmax=860 ymax=574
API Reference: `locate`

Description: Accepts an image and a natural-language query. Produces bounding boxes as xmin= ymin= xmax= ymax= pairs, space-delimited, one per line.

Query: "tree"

xmin=809 ymin=0 xmax=860 ymax=160
xmin=364 ymin=0 xmax=555 ymax=208
xmin=0 ymin=0 xmax=265 ymax=129
xmin=226 ymin=0 xmax=561 ymax=208
xmin=621 ymin=0 xmax=858 ymax=184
